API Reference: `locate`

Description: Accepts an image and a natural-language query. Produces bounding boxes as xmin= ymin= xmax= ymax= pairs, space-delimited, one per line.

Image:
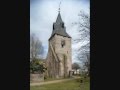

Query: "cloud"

xmin=30 ymin=0 xmax=89 ymax=62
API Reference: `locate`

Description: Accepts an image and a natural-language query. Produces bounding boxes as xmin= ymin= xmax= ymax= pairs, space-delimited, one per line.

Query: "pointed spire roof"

xmin=56 ymin=12 xmax=62 ymax=23
xmin=49 ymin=12 xmax=71 ymax=40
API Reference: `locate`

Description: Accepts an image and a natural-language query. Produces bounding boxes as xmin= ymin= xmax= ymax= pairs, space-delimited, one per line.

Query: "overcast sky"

xmin=30 ymin=0 xmax=89 ymax=63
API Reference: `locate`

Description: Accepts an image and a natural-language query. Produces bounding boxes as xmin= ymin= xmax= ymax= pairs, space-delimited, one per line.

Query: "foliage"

xmin=30 ymin=59 xmax=47 ymax=73
xmin=72 ymin=63 xmax=80 ymax=75
xmin=72 ymin=63 xmax=80 ymax=70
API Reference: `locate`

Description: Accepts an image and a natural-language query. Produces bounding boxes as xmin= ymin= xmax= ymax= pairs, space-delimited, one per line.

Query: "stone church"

xmin=45 ymin=11 xmax=72 ymax=78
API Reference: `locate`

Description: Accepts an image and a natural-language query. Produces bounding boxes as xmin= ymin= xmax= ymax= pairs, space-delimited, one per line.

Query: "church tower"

xmin=46 ymin=11 xmax=72 ymax=78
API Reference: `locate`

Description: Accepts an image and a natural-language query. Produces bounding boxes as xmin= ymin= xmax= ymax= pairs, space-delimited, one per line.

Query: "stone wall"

xmin=30 ymin=73 xmax=44 ymax=82
xmin=54 ymin=34 xmax=72 ymax=77
xmin=46 ymin=34 xmax=72 ymax=78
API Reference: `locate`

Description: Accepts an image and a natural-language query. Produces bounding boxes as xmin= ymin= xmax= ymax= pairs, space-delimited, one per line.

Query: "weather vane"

xmin=58 ymin=0 xmax=62 ymax=13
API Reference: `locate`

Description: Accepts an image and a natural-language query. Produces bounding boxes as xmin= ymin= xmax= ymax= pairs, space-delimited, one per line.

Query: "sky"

xmin=30 ymin=0 xmax=90 ymax=63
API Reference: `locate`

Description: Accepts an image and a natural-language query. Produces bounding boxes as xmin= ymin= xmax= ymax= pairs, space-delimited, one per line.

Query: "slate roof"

xmin=56 ymin=13 xmax=63 ymax=24
xmin=49 ymin=12 xmax=71 ymax=40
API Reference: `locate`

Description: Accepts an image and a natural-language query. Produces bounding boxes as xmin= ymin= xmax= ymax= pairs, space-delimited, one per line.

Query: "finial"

xmin=58 ymin=1 xmax=61 ymax=13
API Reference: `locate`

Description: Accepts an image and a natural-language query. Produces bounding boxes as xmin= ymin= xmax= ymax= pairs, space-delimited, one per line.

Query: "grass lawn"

xmin=44 ymin=77 xmax=63 ymax=82
xmin=44 ymin=77 xmax=71 ymax=82
xmin=30 ymin=77 xmax=90 ymax=90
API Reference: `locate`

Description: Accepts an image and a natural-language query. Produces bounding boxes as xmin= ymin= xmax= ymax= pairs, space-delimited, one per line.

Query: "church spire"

xmin=56 ymin=1 xmax=62 ymax=23
xmin=56 ymin=12 xmax=62 ymax=23
xmin=49 ymin=0 xmax=71 ymax=40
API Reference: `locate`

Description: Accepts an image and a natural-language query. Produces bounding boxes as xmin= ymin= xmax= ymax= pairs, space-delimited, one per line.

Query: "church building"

xmin=45 ymin=10 xmax=72 ymax=78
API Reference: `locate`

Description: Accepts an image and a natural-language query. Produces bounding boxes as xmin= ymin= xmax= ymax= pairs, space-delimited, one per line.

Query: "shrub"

xmin=30 ymin=59 xmax=47 ymax=74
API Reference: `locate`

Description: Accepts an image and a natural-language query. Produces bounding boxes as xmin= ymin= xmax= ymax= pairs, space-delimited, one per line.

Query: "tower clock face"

xmin=61 ymin=40 xmax=65 ymax=47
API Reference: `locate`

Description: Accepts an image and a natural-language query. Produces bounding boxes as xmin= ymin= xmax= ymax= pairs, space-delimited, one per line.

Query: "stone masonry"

xmin=45 ymin=12 xmax=72 ymax=78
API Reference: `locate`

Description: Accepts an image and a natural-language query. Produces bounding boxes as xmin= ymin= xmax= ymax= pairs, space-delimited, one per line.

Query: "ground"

xmin=30 ymin=77 xmax=90 ymax=90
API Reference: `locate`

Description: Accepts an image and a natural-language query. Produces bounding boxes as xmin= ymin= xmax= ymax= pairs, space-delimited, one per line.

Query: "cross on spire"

xmin=49 ymin=0 xmax=71 ymax=40
xmin=58 ymin=1 xmax=61 ymax=13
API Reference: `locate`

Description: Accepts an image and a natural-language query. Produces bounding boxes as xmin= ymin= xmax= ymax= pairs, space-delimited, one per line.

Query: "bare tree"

xmin=30 ymin=33 xmax=44 ymax=61
xmin=74 ymin=10 xmax=90 ymax=76
xmin=77 ymin=53 xmax=90 ymax=77
xmin=77 ymin=10 xmax=90 ymax=53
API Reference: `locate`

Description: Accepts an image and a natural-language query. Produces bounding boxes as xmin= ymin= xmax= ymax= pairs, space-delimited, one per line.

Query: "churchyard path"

xmin=30 ymin=76 xmax=80 ymax=86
